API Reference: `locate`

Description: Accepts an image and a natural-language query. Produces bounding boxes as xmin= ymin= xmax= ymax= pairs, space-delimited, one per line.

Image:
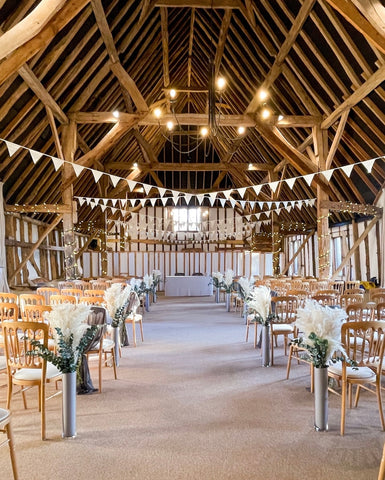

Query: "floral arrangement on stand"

xmin=28 ymin=303 xmax=97 ymax=373
xmin=211 ymin=272 xmax=224 ymax=289
xmin=152 ymin=270 xmax=162 ymax=302
xmin=222 ymin=269 xmax=235 ymax=293
xmin=237 ymin=276 xmax=255 ymax=320
xmin=104 ymin=283 xmax=132 ymax=345
xmin=292 ymin=299 xmax=352 ymax=431
xmin=247 ymin=285 xmax=275 ymax=366
xmin=142 ymin=274 xmax=154 ymax=311
xmin=130 ymin=278 xmax=143 ymax=295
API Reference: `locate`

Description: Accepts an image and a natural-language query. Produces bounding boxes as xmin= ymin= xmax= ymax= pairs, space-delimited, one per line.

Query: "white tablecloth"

xmin=165 ymin=276 xmax=213 ymax=297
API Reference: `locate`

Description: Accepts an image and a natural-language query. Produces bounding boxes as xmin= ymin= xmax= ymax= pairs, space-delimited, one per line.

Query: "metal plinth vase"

xmin=314 ymin=366 xmax=328 ymax=431
xmin=153 ymin=290 xmax=157 ymax=303
xmin=243 ymin=303 xmax=248 ymax=323
xmin=215 ymin=288 xmax=220 ymax=303
xmin=145 ymin=293 xmax=150 ymax=312
xmin=113 ymin=326 xmax=120 ymax=366
xmin=261 ymin=324 xmax=271 ymax=367
xmin=225 ymin=292 xmax=231 ymax=312
xmin=62 ymin=371 xmax=77 ymax=438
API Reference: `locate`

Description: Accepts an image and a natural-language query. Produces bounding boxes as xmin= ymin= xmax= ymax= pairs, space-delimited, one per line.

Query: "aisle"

xmin=0 ymin=296 xmax=382 ymax=480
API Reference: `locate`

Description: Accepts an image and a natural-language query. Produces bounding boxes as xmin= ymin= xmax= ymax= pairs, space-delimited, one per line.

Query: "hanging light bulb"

xmin=166 ymin=121 xmax=174 ymax=131
xmin=112 ymin=110 xmax=120 ymax=119
xmin=258 ymin=89 xmax=268 ymax=101
xmin=261 ymin=107 xmax=271 ymax=120
xmin=238 ymin=126 xmax=246 ymax=135
xmin=154 ymin=108 xmax=162 ymax=119
xmin=169 ymin=89 xmax=177 ymax=99
xmin=200 ymin=127 xmax=209 ymax=137
xmin=216 ymin=77 xmax=226 ymax=90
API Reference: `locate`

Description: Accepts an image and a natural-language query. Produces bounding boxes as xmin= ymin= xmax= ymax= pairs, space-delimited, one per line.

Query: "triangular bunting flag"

xmin=341 ymin=164 xmax=354 ymax=177
xmin=196 ymin=195 xmax=204 ymax=205
xmin=150 ymin=198 xmax=157 ymax=207
xmin=323 ymin=169 xmax=334 ymax=182
xmin=30 ymin=149 xmax=43 ymax=164
xmin=140 ymin=199 xmax=146 ymax=207
xmin=220 ymin=198 xmax=226 ymax=207
xmin=253 ymin=185 xmax=262 ymax=196
xmin=92 ymin=169 xmax=103 ymax=183
xmin=86 ymin=198 xmax=91 ymax=205
xmin=309 ymin=198 xmax=316 ymax=207
xmin=269 ymin=181 xmax=279 ymax=193
xmin=127 ymin=180 xmax=137 ymax=191
xmin=209 ymin=196 xmax=216 ymax=207
xmin=249 ymin=201 xmax=255 ymax=209
xmin=100 ymin=205 xmax=107 ymax=212
xmin=362 ymin=159 xmax=375 ymax=173
xmin=102 ymin=199 xmax=108 ymax=206
xmin=230 ymin=199 xmax=236 ymax=208
xmin=303 ymin=173 xmax=314 ymax=186
xmin=287 ymin=206 xmax=292 ymax=213
xmin=120 ymin=199 xmax=127 ymax=208
xmin=5 ymin=141 xmax=20 ymax=157
xmin=239 ymin=200 xmax=246 ymax=209
xmin=111 ymin=207 xmax=117 ymax=214
xmin=223 ymin=189 xmax=232 ymax=199
xmin=72 ymin=163 xmax=85 ymax=177
xmin=78 ymin=198 xmax=85 ymax=206
xmin=255 ymin=213 xmax=260 ymax=220
xmin=111 ymin=199 xmax=118 ymax=206
xmin=264 ymin=210 xmax=271 ymax=218
xmin=285 ymin=177 xmax=296 ymax=189
xmin=130 ymin=199 xmax=137 ymax=207
xmin=90 ymin=201 xmax=96 ymax=210
xmin=110 ymin=175 xmax=120 ymax=187
xmin=184 ymin=193 xmax=192 ymax=205
xmin=237 ymin=187 xmax=247 ymax=198
xmin=157 ymin=187 xmax=166 ymax=197
xmin=143 ymin=184 xmax=152 ymax=195
xmin=161 ymin=197 xmax=168 ymax=206
xmin=51 ymin=157 xmax=64 ymax=171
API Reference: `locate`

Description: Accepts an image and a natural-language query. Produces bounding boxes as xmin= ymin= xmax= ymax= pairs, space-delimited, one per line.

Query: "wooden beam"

xmin=46 ymin=106 xmax=65 ymax=159
xmin=8 ymin=214 xmax=63 ymax=284
xmin=0 ymin=0 xmax=67 ymax=61
xmin=5 ymin=204 xmax=71 ymax=214
xmin=246 ymin=0 xmax=316 ymax=113
xmin=325 ymin=0 xmax=385 ymax=54
xmin=105 ymin=161 xmax=275 ymax=171
xmin=325 ymin=109 xmax=349 ymax=169
xmin=331 ymin=215 xmax=380 ymax=279
xmin=154 ymin=0 xmax=241 ymax=8
xmin=281 ymin=230 xmax=315 ymax=275
xmin=351 ymin=0 xmax=385 ymax=37
xmin=322 ymin=63 xmax=385 ymax=128
xmin=320 ymin=200 xmax=382 ymax=216
xmin=0 ymin=0 xmax=90 ymax=85
xmin=110 ymin=62 xmax=148 ymax=112
xmin=160 ymin=7 xmax=170 ymax=87
xmin=214 ymin=10 xmax=232 ymax=76
xmin=71 ymin=111 xmax=320 ymax=127
xmin=91 ymin=0 xmax=119 ymax=63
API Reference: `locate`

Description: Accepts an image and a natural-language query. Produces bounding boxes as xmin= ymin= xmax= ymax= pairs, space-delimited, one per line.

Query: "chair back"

xmin=21 ymin=305 xmax=52 ymax=322
xmin=311 ymin=294 xmax=338 ymax=306
xmin=73 ymin=281 xmax=91 ymax=291
xmin=0 ymin=293 xmax=18 ymax=304
xmin=36 ymin=287 xmax=60 ymax=305
xmin=79 ymin=296 xmax=104 ymax=306
xmin=372 ymin=293 xmax=385 ymax=305
xmin=340 ymin=293 xmax=364 ymax=309
xmin=60 ymin=289 xmax=83 ymax=301
xmin=3 ymin=321 xmax=50 ymax=374
xmin=376 ymin=303 xmax=385 ymax=321
xmin=19 ymin=294 xmax=45 ymax=312
xmin=345 ymin=303 xmax=374 ymax=322
xmin=84 ymin=307 xmax=106 ymax=352
xmin=270 ymin=296 xmax=298 ymax=323
xmin=344 ymin=288 xmax=364 ymax=295
xmin=83 ymin=290 xmax=105 ymax=297
xmin=91 ymin=282 xmax=108 ymax=291
xmin=58 ymin=281 xmax=74 ymax=291
xmin=329 ymin=280 xmax=345 ymax=294
xmin=124 ymin=291 xmax=141 ymax=316
xmin=341 ymin=321 xmax=385 ymax=373
xmin=50 ymin=295 xmax=76 ymax=305
xmin=0 ymin=303 xmax=18 ymax=322
xmin=345 ymin=280 xmax=361 ymax=290
xmin=370 ymin=288 xmax=385 ymax=300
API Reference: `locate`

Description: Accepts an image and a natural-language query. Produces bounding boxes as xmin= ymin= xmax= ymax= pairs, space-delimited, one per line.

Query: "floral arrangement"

xmin=104 ymin=283 xmax=132 ymax=328
xmin=247 ymin=285 xmax=274 ymax=326
xmin=293 ymin=299 xmax=348 ymax=368
xmin=237 ymin=276 xmax=254 ymax=300
xmin=211 ymin=272 xmax=224 ymax=288
xmin=28 ymin=303 xmax=97 ymax=373
xmin=152 ymin=270 xmax=162 ymax=288
xmin=142 ymin=274 xmax=154 ymax=293
xmin=130 ymin=277 xmax=143 ymax=294
xmin=222 ymin=269 xmax=235 ymax=293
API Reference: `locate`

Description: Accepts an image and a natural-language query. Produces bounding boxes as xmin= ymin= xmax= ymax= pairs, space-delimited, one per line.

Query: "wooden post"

xmin=61 ymin=122 xmax=78 ymax=279
xmin=352 ymin=220 xmax=362 ymax=280
xmin=314 ymin=126 xmax=330 ymax=279
xmin=272 ymin=212 xmax=281 ymax=276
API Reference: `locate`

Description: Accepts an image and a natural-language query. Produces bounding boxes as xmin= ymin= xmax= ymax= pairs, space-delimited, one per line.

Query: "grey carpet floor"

xmin=0 ymin=295 xmax=383 ymax=479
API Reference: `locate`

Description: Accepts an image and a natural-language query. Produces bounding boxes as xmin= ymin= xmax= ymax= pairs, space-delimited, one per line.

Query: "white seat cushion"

xmin=272 ymin=324 xmax=294 ymax=333
xmin=13 ymin=362 xmax=61 ymax=382
xmin=329 ymin=360 xmax=376 ymax=381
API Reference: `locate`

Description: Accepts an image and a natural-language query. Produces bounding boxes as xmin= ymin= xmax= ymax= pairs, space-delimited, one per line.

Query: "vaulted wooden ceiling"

xmin=0 ymin=0 xmax=384 ymax=233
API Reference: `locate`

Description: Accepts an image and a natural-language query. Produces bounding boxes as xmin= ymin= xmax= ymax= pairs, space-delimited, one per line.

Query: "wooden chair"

xmin=3 ymin=321 xmax=62 ymax=440
xmin=329 ymin=280 xmax=345 ymax=295
xmin=344 ymin=288 xmax=364 ymax=295
xmin=73 ymin=280 xmax=91 ymax=291
xmin=245 ymin=313 xmax=259 ymax=348
xmin=376 ymin=303 xmax=385 ymax=321
xmin=372 ymin=293 xmax=385 ymax=305
xmin=311 ymin=294 xmax=338 ymax=306
xmin=83 ymin=289 xmax=105 ymax=297
xmin=379 ymin=441 xmax=385 ymax=480
xmin=370 ymin=288 xmax=385 ymax=300
xmin=328 ymin=320 xmax=385 ymax=435
xmin=123 ymin=292 xmax=143 ymax=347
xmin=0 ymin=408 xmax=18 ymax=479
xmin=91 ymin=282 xmax=108 ymax=291
xmin=79 ymin=296 xmax=104 ymax=306
xmin=340 ymin=293 xmax=364 ymax=309
xmin=21 ymin=305 xmax=52 ymax=322
xmin=84 ymin=307 xmax=117 ymax=393
xmin=286 ymin=341 xmax=314 ymax=393
xmin=270 ymin=296 xmax=298 ymax=365
xmin=0 ymin=303 xmax=19 ymax=322
xmin=60 ymin=288 xmax=83 ymax=302
xmin=0 ymin=293 xmax=18 ymax=304
xmin=345 ymin=303 xmax=374 ymax=322
xmin=50 ymin=295 xmax=76 ymax=305
xmin=36 ymin=287 xmax=59 ymax=305
xmin=58 ymin=281 xmax=74 ymax=291
xmin=345 ymin=280 xmax=361 ymax=291
xmin=286 ymin=290 xmax=308 ymax=308
xmin=19 ymin=294 xmax=45 ymax=313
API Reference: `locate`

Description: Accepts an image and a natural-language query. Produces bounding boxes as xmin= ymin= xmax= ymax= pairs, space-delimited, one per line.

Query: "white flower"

xmin=104 ymin=283 xmax=131 ymax=318
xmin=247 ymin=285 xmax=271 ymax=320
xmin=237 ymin=276 xmax=254 ymax=300
xmin=152 ymin=270 xmax=161 ymax=279
xmin=295 ymin=299 xmax=347 ymax=362
xmin=44 ymin=303 xmax=91 ymax=361
xmin=143 ymin=274 xmax=153 ymax=290
xmin=211 ymin=272 xmax=223 ymax=288
xmin=223 ymin=269 xmax=235 ymax=289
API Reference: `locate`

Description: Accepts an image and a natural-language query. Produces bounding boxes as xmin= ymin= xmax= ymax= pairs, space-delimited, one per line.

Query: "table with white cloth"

xmin=165 ymin=275 xmax=213 ymax=296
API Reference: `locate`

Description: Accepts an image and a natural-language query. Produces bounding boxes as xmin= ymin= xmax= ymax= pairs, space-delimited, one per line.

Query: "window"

xmin=171 ymin=208 xmax=201 ymax=232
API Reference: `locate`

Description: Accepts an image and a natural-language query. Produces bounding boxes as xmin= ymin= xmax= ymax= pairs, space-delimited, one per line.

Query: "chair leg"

xmin=98 ymin=350 xmax=103 ymax=394
xmin=6 ymin=381 xmax=13 ymax=410
xmin=310 ymin=364 xmax=314 ymax=393
xmin=341 ymin=379 xmax=347 ymax=436
xmin=245 ymin=323 xmax=249 ymax=343
xmin=376 ymin=379 xmax=385 ymax=431
xmin=139 ymin=320 xmax=144 ymax=342
xmin=132 ymin=322 xmax=137 ymax=347
xmin=6 ymin=419 xmax=18 ymax=480
xmin=111 ymin=348 xmax=118 ymax=380
xmin=253 ymin=323 xmax=258 ymax=349
xmin=40 ymin=382 xmax=46 ymax=441
xmin=286 ymin=344 xmax=293 ymax=379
